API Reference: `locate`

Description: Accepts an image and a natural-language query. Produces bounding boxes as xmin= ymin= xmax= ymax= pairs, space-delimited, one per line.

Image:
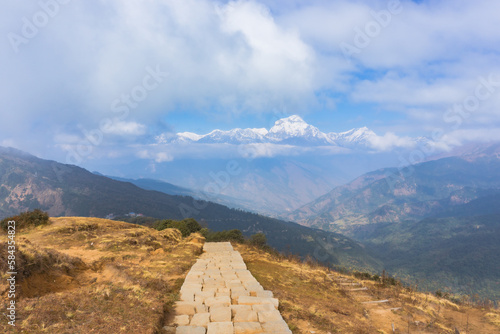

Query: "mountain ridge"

xmin=0 ymin=146 xmax=380 ymax=271
xmin=285 ymin=145 xmax=500 ymax=300
xmin=287 ymin=153 xmax=500 ymax=234
xmin=157 ymin=115 xmax=400 ymax=149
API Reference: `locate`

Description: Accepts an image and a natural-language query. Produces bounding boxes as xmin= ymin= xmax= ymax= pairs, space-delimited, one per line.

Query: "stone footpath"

xmin=172 ymin=242 xmax=291 ymax=334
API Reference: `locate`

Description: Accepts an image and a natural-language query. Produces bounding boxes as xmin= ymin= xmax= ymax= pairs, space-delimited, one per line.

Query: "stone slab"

xmin=210 ymin=306 xmax=232 ymax=322
xmin=190 ymin=313 xmax=210 ymax=327
xmin=233 ymin=309 xmax=258 ymax=322
xmin=234 ymin=322 xmax=264 ymax=334
xmin=176 ymin=326 xmax=206 ymax=334
xmin=207 ymin=322 xmax=233 ymax=334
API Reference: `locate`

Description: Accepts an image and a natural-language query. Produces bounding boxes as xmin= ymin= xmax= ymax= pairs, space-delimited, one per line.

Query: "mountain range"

xmin=156 ymin=115 xmax=401 ymax=149
xmin=0 ymin=146 xmax=379 ymax=271
xmin=2 ymin=142 xmax=500 ymax=299
xmin=286 ymin=143 xmax=500 ymax=299
xmin=114 ymin=115 xmax=418 ymax=215
xmin=287 ymin=143 xmax=500 ymax=235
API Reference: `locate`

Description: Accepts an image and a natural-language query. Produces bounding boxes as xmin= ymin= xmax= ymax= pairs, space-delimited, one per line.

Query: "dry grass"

xmin=485 ymin=311 xmax=500 ymax=328
xmin=0 ymin=217 xmax=203 ymax=334
xmin=1 ymin=218 xmax=498 ymax=333
xmin=235 ymin=244 xmax=500 ymax=334
xmin=235 ymin=244 xmax=375 ymax=333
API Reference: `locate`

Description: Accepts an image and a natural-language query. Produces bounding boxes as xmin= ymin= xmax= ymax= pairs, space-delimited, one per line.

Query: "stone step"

xmin=361 ymin=299 xmax=389 ymax=304
xmin=171 ymin=242 xmax=291 ymax=334
xmin=347 ymin=287 xmax=369 ymax=291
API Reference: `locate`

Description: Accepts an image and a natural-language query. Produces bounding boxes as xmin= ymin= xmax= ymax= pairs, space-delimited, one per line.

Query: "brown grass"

xmin=0 ymin=217 xmax=203 ymax=334
xmin=485 ymin=311 xmax=500 ymax=328
xmin=235 ymin=244 xmax=375 ymax=333
xmin=1 ymin=218 xmax=498 ymax=333
xmin=235 ymin=244 xmax=500 ymax=334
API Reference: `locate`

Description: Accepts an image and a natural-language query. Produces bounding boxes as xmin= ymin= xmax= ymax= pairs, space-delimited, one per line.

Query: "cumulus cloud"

xmin=366 ymin=132 xmax=416 ymax=151
xmin=439 ymin=129 xmax=500 ymax=148
xmin=131 ymin=142 xmax=350 ymax=162
xmin=1 ymin=0 xmax=500 ymax=164
xmin=102 ymin=121 xmax=147 ymax=136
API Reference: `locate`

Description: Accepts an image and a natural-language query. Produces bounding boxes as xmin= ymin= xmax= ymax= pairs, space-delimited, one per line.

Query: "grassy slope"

xmin=1 ymin=217 xmax=498 ymax=333
xmin=235 ymin=243 xmax=500 ymax=334
xmin=0 ymin=217 xmax=204 ymax=334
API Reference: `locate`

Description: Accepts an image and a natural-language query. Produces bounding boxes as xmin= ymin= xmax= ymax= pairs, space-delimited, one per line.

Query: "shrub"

xmin=1 ymin=209 xmax=50 ymax=232
xmin=154 ymin=218 xmax=201 ymax=237
xmin=203 ymin=229 xmax=245 ymax=243
xmin=249 ymin=233 xmax=267 ymax=247
xmin=183 ymin=218 xmax=202 ymax=235
xmin=353 ymin=272 xmax=372 ymax=280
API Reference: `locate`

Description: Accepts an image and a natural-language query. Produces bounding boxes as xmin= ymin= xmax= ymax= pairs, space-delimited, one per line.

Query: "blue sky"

xmin=1 ymin=0 xmax=500 ymax=165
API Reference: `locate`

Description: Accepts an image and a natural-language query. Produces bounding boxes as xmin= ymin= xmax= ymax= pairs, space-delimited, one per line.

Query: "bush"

xmin=203 ymin=229 xmax=245 ymax=243
xmin=154 ymin=218 xmax=201 ymax=237
xmin=1 ymin=209 xmax=50 ymax=232
xmin=353 ymin=271 xmax=374 ymax=280
xmin=183 ymin=218 xmax=202 ymax=235
xmin=249 ymin=233 xmax=267 ymax=247
xmin=383 ymin=276 xmax=398 ymax=286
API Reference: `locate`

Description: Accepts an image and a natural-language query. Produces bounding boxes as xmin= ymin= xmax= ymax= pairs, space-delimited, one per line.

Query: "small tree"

xmin=182 ymin=218 xmax=202 ymax=235
xmin=249 ymin=233 xmax=267 ymax=247
xmin=225 ymin=229 xmax=245 ymax=243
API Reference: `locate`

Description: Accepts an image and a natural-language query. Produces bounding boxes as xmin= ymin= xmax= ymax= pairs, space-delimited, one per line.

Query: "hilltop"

xmin=1 ymin=217 xmax=499 ymax=333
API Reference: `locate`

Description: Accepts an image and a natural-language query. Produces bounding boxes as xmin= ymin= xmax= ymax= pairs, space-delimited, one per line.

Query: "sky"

xmin=1 ymin=0 xmax=500 ymax=167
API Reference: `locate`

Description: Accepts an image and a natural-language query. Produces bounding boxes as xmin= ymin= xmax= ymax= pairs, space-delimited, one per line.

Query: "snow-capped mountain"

xmin=266 ymin=115 xmax=333 ymax=145
xmin=156 ymin=115 xmax=395 ymax=149
xmin=329 ymin=127 xmax=377 ymax=148
xmin=198 ymin=128 xmax=268 ymax=144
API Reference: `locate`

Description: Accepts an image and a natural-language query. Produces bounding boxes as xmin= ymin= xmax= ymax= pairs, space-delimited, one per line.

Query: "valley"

xmin=1 ymin=142 xmax=500 ymax=303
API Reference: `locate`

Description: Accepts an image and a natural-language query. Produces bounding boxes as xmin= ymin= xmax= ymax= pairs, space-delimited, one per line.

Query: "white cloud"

xmin=439 ymin=129 xmax=500 ymax=147
xmin=350 ymin=71 xmax=467 ymax=106
xmin=1 ymin=0 xmax=500 ymax=163
xmin=133 ymin=142 xmax=350 ymax=161
xmin=0 ymin=139 xmax=18 ymax=149
xmin=102 ymin=121 xmax=147 ymax=136
xmin=366 ymin=132 xmax=416 ymax=151
xmin=155 ymin=152 xmax=173 ymax=163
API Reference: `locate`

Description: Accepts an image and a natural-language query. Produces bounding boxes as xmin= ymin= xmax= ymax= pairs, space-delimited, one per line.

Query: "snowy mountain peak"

xmin=274 ymin=115 xmax=306 ymax=125
xmin=270 ymin=115 xmax=315 ymax=135
xmin=154 ymin=115 xmax=407 ymax=149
